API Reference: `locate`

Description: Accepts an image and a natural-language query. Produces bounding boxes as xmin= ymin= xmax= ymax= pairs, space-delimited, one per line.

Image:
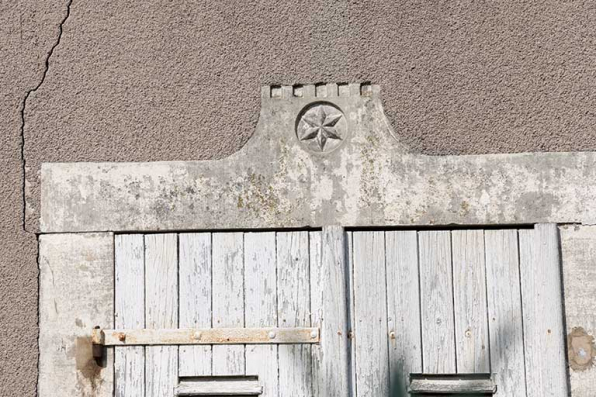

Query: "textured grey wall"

xmin=3 ymin=0 xmax=596 ymax=394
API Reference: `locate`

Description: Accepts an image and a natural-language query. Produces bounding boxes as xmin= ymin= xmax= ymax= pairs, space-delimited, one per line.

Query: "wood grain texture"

xmin=244 ymin=232 xmax=279 ymax=397
xmin=38 ymin=233 xmax=114 ymax=397
xmin=310 ymin=231 xmax=324 ymax=397
xmin=179 ymin=233 xmax=212 ymax=377
xmin=484 ymin=229 xmax=527 ymax=396
xmin=451 ymin=230 xmax=490 ymax=373
xmin=277 ymin=231 xmax=312 ymax=396
xmin=115 ymin=234 xmax=145 ymax=397
xmin=144 ymin=234 xmax=179 ymax=397
xmin=385 ymin=230 xmax=422 ymax=396
xmin=212 ymin=232 xmax=245 ymax=376
xmin=352 ymin=231 xmax=389 ymax=396
xmin=346 ymin=231 xmax=358 ymax=397
xmin=519 ymin=225 xmax=568 ymax=397
xmin=409 ymin=377 xmax=496 ymax=393
xmin=175 ymin=378 xmax=262 ymax=395
xmin=559 ymin=225 xmax=596 ymax=396
xmin=311 ymin=227 xmax=350 ymax=396
xmin=419 ymin=231 xmax=456 ymax=374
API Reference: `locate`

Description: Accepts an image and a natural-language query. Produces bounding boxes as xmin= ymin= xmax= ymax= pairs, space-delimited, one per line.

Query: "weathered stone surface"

xmin=42 ymin=85 xmax=596 ymax=233
xmin=38 ymin=233 xmax=114 ymax=397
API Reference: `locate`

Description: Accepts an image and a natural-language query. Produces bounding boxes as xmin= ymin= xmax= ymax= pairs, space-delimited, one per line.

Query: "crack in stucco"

xmin=19 ymin=0 xmax=73 ymax=233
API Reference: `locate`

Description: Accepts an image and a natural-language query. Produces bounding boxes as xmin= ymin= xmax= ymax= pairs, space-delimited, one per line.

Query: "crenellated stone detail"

xmin=261 ymin=82 xmax=379 ymax=99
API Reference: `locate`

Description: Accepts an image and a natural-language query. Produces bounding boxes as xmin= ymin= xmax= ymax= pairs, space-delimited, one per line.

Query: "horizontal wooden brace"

xmin=176 ymin=377 xmax=262 ymax=396
xmin=92 ymin=327 xmax=319 ymax=346
xmin=408 ymin=374 xmax=496 ymax=395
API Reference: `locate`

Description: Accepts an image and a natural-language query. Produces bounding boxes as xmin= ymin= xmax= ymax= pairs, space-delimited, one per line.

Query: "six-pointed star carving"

xmin=300 ymin=106 xmax=343 ymax=151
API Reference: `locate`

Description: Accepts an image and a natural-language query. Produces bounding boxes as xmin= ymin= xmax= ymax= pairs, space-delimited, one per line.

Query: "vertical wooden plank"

xmin=245 ymin=232 xmax=278 ymax=397
xmin=451 ymin=230 xmax=490 ymax=373
xmin=212 ymin=232 xmax=245 ymax=376
xmin=485 ymin=229 xmax=527 ymax=396
xmin=560 ymin=225 xmax=596 ymax=396
xmin=419 ymin=230 xmax=456 ymax=374
xmin=346 ymin=231 xmax=358 ymax=397
xmin=352 ymin=231 xmax=389 ymax=396
xmin=179 ymin=233 xmax=212 ymax=376
xmin=145 ymin=234 xmax=178 ymax=397
xmin=311 ymin=227 xmax=350 ymax=397
xmin=38 ymin=233 xmax=114 ymax=397
xmin=310 ymin=230 xmax=324 ymax=397
xmin=115 ymin=234 xmax=145 ymax=397
xmin=277 ymin=231 xmax=312 ymax=396
xmin=519 ymin=225 xmax=569 ymax=397
xmin=386 ymin=231 xmax=422 ymax=396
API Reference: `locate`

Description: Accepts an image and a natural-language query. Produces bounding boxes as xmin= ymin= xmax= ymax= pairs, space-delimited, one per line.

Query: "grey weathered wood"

xmin=311 ymin=227 xmax=350 ymax=396
xmin=519 ymin=225 xmax=568 ymax=397
xmin=346 ymin=231 xmax=358 ymax=397
xmin=94 ymin=327 xmax=319 ymax=346
xmin=244 ymin=232 xmax=278 ymax=397
xmin=352 ymin=231 xmax=389 ymax=396
xmin=115 ymin=234 xmax=145 ymax=396
xmin=277 ymin=231 xmax=312 ymax=395
xmin=175 ymin=377 xmax=262 ymax=395
xmin=385 ymin=230 xmax=422 ymax=396
xmin=145 ymin=234 xmax=179 ymax=397
xmin=559 ymin=225 xmax=596 ymax=396
xmin=310 ymin=230 xmax=324 ymax=396
xmin=451 ymin=230 xmax=490 ymax=373
xmin=38 ymin=233 xmax=114 ymax=397
xmin=212 ymin=232 xmax=245 ymax=375
xmin=179 ymin=233 xmax=212 ymax=377
xmin=408 ymin=375 xmax=496 ymax=394
xmin=484 ymin=229 xmax=527 ymax=396
xmin=419 ymin=230 xmax=456 ymax=374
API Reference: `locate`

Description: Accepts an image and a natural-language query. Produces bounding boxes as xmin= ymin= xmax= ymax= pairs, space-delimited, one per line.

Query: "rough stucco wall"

xmin=21 ymin=0 xmax=596 ymax=229
xmin=0 ymin=1 xmax=66 ymax=395
xmin=3 ymin=0 xmax=596 ymax=394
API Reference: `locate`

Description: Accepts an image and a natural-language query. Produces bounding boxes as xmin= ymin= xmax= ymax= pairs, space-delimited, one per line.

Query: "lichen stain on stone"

xmin=75 ymin=336 xmax=103 ymax=392
xmin=568 ymin=327 xmax=595 ymax=371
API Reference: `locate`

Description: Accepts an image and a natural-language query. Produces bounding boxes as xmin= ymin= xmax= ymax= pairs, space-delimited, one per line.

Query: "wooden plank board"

xmin=346 ymin=231 xmax=358 ymax=397
xmin=408 ymin=374 xmax=496 ymax=394
xmin=38 ymin=233 xmax=114 ymax=397
xmin=385 ymin=230 xmax=422 ymax=396
xmin=310 ymin=230 xmax=324 ymax=397
xmin=179 ymin=233 xmax=212 ymax=376
xmin=451 ymin=230 xmax=490 ymax=373
xmin=484 ymin=229 xmax=527 ymax=396
xmin=419 ymin=230 xmax=456 ymax=374
xmin=352 ymin=231 xmax=389 ymax=396
xmin=212 ymin=232 xmax=245 ymax=376
xmin=115 ymin=234 xmax=145 ymax=397
xmin=176 ymin=377 xmax=262 ymax=395
xmin=559 ymin=225 xmax=596 ymax=396
xmin=311 ymin=227 xmax=350 ymax=396
xmin=519 ymin=225 xmax=568 ymax=397
xmin=145 ymin=234 xmax=179 ymax=397
xmin=244 ymin=232 xmax=278 ymax=397
xmin=277 ymin=231 xmax=312 ymax=396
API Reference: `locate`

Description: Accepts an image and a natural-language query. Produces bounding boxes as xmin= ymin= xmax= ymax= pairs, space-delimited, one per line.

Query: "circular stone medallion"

xmin=296 ymin=102 xmax=347 ymax=153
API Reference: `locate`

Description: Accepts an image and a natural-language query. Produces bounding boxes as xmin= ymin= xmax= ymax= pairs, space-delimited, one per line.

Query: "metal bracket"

xmin=91 ymin=327 xmax=320 ymax=347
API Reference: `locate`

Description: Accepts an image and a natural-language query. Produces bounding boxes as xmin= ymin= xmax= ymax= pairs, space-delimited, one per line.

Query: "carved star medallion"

xmin=296 ymin=103 xmax=347 ymax=153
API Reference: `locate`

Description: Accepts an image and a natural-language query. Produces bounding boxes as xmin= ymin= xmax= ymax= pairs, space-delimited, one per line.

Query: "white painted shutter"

xmin=111 ymin=225 xmax=567 ymax=396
